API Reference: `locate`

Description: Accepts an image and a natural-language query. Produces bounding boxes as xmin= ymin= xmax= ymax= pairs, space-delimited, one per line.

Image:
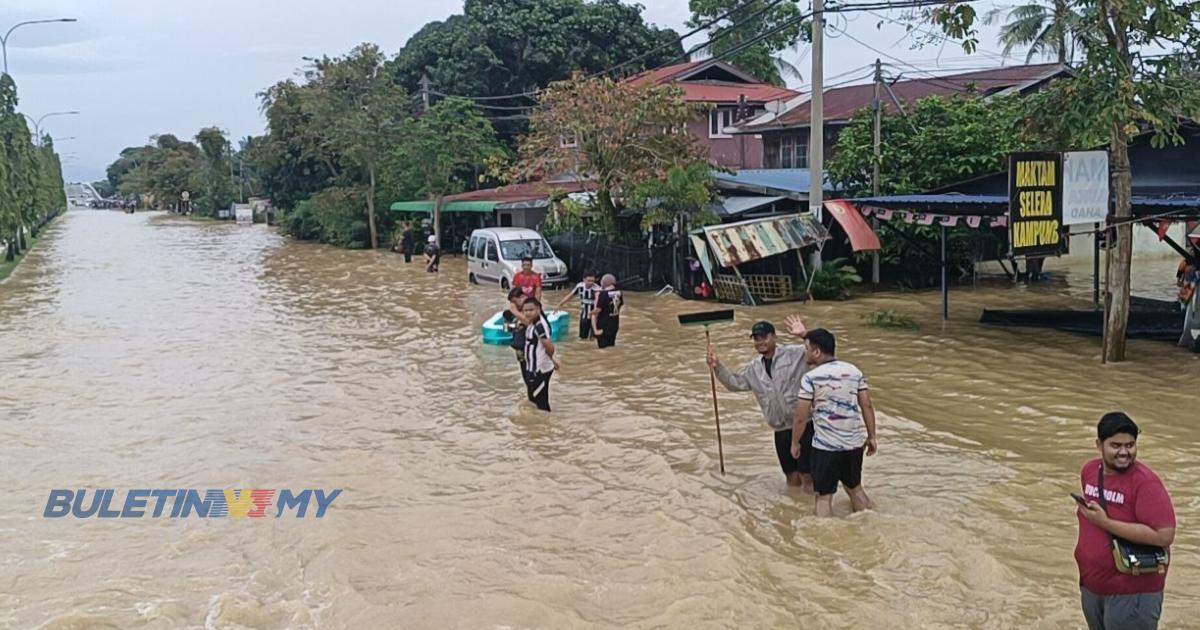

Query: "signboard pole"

xmin=1092 ymin=222 xmax=1101 ymax=308
xmin=940 ymin=225 xmax=948 ymax=321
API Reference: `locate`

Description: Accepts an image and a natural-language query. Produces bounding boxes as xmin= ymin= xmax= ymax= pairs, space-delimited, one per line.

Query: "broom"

xmin=677 ymin=309 xmax=736 ymax=475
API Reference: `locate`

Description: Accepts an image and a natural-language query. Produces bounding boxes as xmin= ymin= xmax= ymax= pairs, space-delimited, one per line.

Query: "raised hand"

xmin=784 ymin=314 xmax=807 ymax=337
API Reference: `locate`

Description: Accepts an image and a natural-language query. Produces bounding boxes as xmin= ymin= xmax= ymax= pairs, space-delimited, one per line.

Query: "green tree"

xmin=931 ymin=0 xmax=1200 ymax=361
xmin=391 ymin=0 xmax=683 ymax=128
xmin=627 ymin=161 xmax=717 ymax=230
xmin=687 ymin=0 xmax=809 ymax=85
xmin=828 ymin=94 xmax=1053 ymax=286
xmin=194 ymin=126 xmax=237 ymax=217
xmin=0 ymin=75 xmax=44 ymax=258
xmin=512 ymin=75 xmax=707 ymax=228
xmin=983 ymin=0 xmax=1083 ymax=64
xmin=385 ymin=96 xmax=507 ymax=236
xmin=255 ymin=80 xmax=339 ymax=213
xmin=307 ymin=44 xmax=411 ymax=248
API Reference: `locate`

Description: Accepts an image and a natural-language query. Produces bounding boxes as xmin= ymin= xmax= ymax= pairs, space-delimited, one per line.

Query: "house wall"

xmin=687 ymin=118 xmax=763 ymax=169
xmin=759 ymin=126 xmax=844 ymax=169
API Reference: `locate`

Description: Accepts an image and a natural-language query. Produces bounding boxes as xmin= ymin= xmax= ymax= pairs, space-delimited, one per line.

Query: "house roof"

xmin=712 ymin=168 xmax=836 ymax=199
xmin=735 ymin=63 xmax=1069 ymax=132
xmin=625 ymin=59 xmax=800 ymax=104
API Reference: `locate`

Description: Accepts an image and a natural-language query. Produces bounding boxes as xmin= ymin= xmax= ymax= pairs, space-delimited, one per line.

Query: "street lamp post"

xmin=22 ymin=111 xmax=79 ymax=146
xmin=1 ymin=19 xmax=78 ymax=75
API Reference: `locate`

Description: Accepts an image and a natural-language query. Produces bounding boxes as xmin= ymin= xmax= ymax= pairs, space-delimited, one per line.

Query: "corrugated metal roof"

xmin=737 ymin=63 xmax=1068 ymax=131
xmin=625 ymin=59 xmax=799 ymax=103
xmin=712 ymin=168 xmax=835 ymax=197
xmin=677 ymin=82 xmax=799 ymax=103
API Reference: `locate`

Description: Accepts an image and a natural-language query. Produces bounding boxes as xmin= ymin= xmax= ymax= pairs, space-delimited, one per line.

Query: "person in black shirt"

xmin=521 ymin=297 xmax=559 ymax=411
xmin=502 ymin=287 xmax=529 ymax=368
xmin=400 ymin=223 xmax=414 ymax=263
xmin=591 ymin=273 xmax=623 ymax=349
xmin=556 ymin=270 xmax=600 ymax=339
xmin=424 ymin=235 xmax=440 ymax=272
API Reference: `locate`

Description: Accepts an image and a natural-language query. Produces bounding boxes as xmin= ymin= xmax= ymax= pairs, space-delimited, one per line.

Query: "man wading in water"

xmin=791 ymin=329 xmax=877 ymax=517
xmin=521 ymin=297 xmax=559 ymax=411
xmin=591 ymin=274 xmax=622 ymax=349
xmin=707 ymin=316 xmax=813 ymax=490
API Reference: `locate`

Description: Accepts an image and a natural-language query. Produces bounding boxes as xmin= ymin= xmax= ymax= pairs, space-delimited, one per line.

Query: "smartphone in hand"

xmin=1071 ymin=492 xmax=1088 ymax=507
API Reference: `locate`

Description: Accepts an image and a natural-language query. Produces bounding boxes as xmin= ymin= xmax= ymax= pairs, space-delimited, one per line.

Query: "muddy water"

xmin=1 ymin=210 xmax=1196 ymax=629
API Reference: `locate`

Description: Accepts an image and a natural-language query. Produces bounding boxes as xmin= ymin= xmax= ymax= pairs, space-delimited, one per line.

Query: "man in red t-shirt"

xmin=1075 ymin=412 xmax=1176 ymax=630
xmin=512 ymin=257 xmax=542 ymax=301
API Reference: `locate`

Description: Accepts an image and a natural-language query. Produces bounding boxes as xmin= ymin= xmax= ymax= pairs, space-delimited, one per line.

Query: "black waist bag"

xmin=1099 ymin=465 xmax=1170 ymax=576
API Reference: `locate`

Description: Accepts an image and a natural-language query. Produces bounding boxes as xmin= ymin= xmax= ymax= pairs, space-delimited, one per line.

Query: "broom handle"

xmin=706 ymin=329 xmax=726 ymax=475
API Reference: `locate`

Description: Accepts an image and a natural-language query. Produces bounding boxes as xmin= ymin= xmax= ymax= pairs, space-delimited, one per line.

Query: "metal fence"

xmin=547 ymin=232 xmax=678 ymax=291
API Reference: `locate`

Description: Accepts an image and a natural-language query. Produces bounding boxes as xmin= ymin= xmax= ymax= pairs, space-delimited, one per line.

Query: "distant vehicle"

xmin=466 ymin=227 xmax=568 ymax=289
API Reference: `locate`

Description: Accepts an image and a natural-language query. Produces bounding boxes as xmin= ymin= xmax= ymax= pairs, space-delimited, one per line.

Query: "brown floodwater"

xmin=1 ymin=210 xmax=1196 ymax=629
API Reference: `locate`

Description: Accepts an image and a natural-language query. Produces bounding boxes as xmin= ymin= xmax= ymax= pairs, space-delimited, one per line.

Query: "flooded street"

xmin=2 ymin=210 xmax=1197 ymax=629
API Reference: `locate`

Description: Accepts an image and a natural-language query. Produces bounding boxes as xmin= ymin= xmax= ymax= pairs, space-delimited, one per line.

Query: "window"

xmin=709 ymin=108 xmax=735 ymax=138
xmin=470 ymin=236 xmax=484 ymax=259
xmin=499 ymin=239 xmax=554 ymax=260
xmin=499 ymin=213 xmax=513 ymax=227
xmin=776 ymin=133 xmax=808 ymax=168
xmin=486 ymin=240 xmax=499 ymax=262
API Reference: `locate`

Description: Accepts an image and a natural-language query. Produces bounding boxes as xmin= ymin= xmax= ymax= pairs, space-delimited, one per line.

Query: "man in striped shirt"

xmin=521 ymin=297 xmax=559 ymax=412
xmin=556 ymin=270 xmax=600 ymax=340
xmin=790 ymin=328 xmax=878 ymax=517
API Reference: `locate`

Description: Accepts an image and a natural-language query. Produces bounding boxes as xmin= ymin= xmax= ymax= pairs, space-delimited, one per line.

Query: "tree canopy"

xmin=687 ymin=0 xmax=809 ymax=85
xmin=0 ymin=74 xmax=68 ymax=262
xmin=391 ymin=0 xmax=684 ymax=100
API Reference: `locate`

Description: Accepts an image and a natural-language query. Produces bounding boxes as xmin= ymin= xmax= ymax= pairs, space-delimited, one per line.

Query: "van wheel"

xmin=500 ymin=278 xmax=510 ymax=290
xmin=468 ymin=273 xmax=478 ymax=285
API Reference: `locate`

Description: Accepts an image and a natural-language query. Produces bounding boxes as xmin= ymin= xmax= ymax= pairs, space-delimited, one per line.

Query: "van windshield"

xmin=500 ymin=239 xmax=554 ymax=260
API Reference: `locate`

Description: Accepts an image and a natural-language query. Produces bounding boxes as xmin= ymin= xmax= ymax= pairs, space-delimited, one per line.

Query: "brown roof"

xmin=444 ymin=180 xmax=591 ymax=204
xmin=740 ymin=63 xmax=1067 ymax=131
xmin=625 ymin=59 xmax=800 ymax=104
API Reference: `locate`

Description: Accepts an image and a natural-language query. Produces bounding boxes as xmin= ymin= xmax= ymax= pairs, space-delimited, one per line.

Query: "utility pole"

xmin=808 ymin=0 xmax=825 ymax=270
xmin=871 ymin=58 xmax=882 ymax=286
xmin=419 ymin=74 xmax=431 ymax=113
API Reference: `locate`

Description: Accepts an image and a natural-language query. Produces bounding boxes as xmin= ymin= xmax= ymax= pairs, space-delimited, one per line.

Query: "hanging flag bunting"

xmin=899 ymin=211 xmax=914 ymax=223
xmin=859 ymin=207 xmax=874 ymax=217
xmin=966 ymin=216 xmax=982 ymax=228
xmin=992 ymin=216 xmax=1009 ymax=227
xmin=875 ymin=208 xmax=893 ymax=221
xmin=917 ymin=213 xmax=937 ymax=225
xmin=939 ymin=215 xmax=960 ymax=227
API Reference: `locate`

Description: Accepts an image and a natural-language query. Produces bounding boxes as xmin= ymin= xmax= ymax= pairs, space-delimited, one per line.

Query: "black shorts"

xmin=810 ymin=447 xmax=865 ymax=496
xmin=579 ymin=316 xmax=593 ymax=339
xmin=773 ymin=423 xmax=813 ymax=475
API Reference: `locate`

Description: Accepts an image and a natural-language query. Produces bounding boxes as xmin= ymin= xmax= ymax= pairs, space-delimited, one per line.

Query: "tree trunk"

xmin=1103 ymin=122 xmax=1132 ymax=362
xmin=366 ymin=166 xmax=378 ymax=249
xmin=1054 ymin=0 xmax=1068 ymax=64
xmin=597 ymin=188 xmax=617 ymax=228
xmin=5 ymin=239 xmax=14 ymax=262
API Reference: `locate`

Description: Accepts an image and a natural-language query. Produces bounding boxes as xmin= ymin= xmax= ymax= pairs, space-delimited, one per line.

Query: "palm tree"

xmin=985 ymin=0 xmax=1082 ymax=65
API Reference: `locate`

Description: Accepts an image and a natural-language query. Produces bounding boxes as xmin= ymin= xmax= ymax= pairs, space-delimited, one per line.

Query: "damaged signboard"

xmin=701 ymin=213 xmax=829 ymax=268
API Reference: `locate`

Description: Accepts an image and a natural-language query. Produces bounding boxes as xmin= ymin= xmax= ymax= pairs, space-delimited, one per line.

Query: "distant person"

xmin=1075 ymin=412 xmax=1175 ymax=630
xmin=591 ymin=274 xmax=622 ymax=349
xmin=521 ymin=297 xmax=559 ymax=412
xmin=707 ymin=316 xmax=813 ymax=490
xmin=790 ymin=328 xmax=877 ymax=517
xmin=424 ymin=235 xmax=440 ymax=273
xmin=556 ymin=270 xmax=600 ymax=339
xmin=513 ymin=257 xmax=542 ymax=300
xmin=400 ymin=223 xmax=415 ymax=263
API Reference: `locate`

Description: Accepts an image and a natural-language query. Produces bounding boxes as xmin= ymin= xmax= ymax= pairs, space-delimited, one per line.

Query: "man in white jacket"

xmin=706 ymin=315 xmax=812 ymax=490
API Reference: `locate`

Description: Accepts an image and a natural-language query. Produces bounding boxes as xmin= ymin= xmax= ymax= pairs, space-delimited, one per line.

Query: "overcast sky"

xmin=5 ymin=0 xmax=1017 ymax=183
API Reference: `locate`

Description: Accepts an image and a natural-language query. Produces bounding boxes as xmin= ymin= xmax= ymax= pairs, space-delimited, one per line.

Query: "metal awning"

xmin=390 ymin=200 xmax=500 ymax=213
xmin=718 ymin=195 xmax=786 ymax=217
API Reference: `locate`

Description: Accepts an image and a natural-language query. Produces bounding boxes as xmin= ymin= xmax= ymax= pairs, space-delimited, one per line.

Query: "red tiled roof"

xmin=626 ymin=61 xmax=706 ymax=88
xmin=677 ymin=82 xmax=799 ymax=103
xmin=444 ymin=180 xmax=591 ymax=204
xmin=625 ymin=59 xmax=800 ymax=103
xmin=745 ymin=63 xmax=1067 ymax=129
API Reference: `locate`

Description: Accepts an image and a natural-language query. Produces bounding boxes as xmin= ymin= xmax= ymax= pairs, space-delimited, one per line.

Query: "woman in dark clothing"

xmin=400 ymin=223 xmax=415 ymax=263
xmin=590 ymin=273 xmax=623 ymax=349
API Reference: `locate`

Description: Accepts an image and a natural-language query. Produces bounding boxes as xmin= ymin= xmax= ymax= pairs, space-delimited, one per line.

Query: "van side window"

xmin=470 ymin=237 xmax=483 ymax=259
xmin=486 ymin=240 xmax=498 ymax=262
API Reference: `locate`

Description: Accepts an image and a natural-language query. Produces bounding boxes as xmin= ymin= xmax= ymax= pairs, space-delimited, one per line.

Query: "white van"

xmin=466 ymin=227 xmax=569 ymax=289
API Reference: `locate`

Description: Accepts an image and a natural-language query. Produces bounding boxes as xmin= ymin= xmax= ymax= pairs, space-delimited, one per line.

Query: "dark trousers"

xmin=1081 ymin=587 xmax=1162 ymax=630
xmin=579 ymin=316 xmax=593 ymax=339
xmin=403 ymin=249 xmax=412 ymax=263
xmin=596 ymin=317 xmax=619 ymax=348
xmin=523 ymin=369 xmax=552 ymax=411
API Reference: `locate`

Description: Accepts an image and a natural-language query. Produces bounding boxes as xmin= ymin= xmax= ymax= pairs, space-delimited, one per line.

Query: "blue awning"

xmin=711 ymin=168 xmax=837 ymax=199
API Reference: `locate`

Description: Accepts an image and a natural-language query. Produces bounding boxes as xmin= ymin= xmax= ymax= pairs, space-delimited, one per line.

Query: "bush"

xmin=863 ymin=309 xmax=919 ymax=330
xmin=807 ymin=257 xmax=862 ymax=300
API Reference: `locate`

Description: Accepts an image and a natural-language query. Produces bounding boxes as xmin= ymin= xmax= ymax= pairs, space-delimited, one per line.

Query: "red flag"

xmin=823 ymin=200 xmax=882 ymax=252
